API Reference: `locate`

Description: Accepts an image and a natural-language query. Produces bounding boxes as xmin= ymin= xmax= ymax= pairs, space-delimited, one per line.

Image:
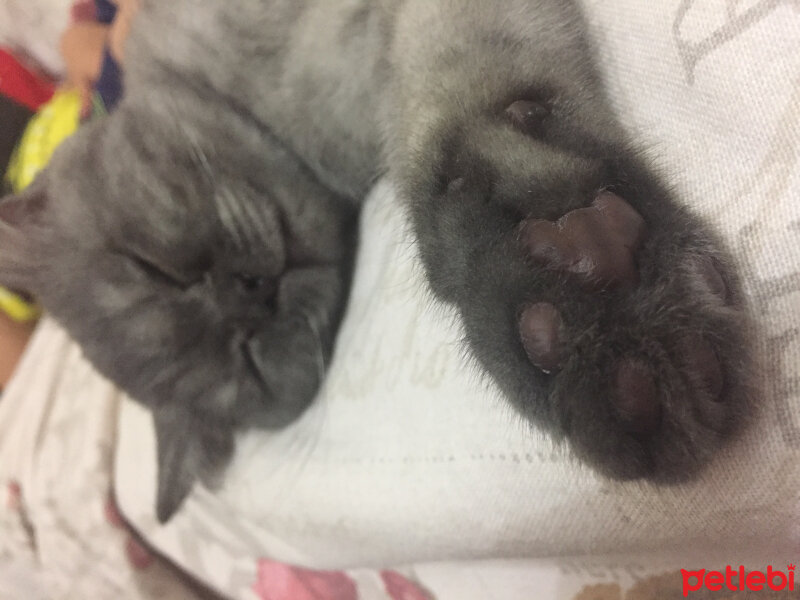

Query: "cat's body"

xmin=0 ymin=0 xmax=753 ymax=521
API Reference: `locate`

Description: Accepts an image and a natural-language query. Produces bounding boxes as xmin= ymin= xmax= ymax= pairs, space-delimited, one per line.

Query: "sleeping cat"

xmin=0 ymin=0 xmax=753 ymax=522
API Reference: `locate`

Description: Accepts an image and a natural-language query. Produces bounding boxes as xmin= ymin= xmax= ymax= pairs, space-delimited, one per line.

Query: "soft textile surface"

xmin=2 ymin=0 xmax=800 ymax=598
xmin=1 ymin=325 xmax=794 ymax=600
xmin=0 ymin=320 xmax=204 ymax=599
xmin=0 ymin=0 xmax=72 ymax=75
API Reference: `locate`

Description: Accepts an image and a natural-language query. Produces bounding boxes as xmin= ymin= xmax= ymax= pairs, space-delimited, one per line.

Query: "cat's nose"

xmin=236 ymin=273 xmax=267 ymax=294
xmin=234 ymin=272 xmax=278 ymax=311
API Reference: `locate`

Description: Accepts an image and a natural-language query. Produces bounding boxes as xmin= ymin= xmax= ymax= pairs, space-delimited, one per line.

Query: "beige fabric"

xmin=0 ymin=320 xmax=202 ymax=599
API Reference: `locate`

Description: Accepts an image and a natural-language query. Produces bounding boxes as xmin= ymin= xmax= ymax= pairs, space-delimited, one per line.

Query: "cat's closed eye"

xmin=124 ymin=251 xmax=202 ymax=290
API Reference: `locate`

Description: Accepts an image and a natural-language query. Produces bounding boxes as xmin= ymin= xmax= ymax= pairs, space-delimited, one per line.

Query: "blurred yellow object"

xmin=0 ymin=288 xmax=40 ymax=323
xmin=5 ymin=88 xmax=82 ymax=192
xmin=1 ymin=88 xmax=81 ymax=322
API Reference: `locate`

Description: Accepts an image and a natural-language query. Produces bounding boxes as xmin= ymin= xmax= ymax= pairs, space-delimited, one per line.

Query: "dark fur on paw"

xmin=410 ymin=95 xmax=754 ymax=484
xmin=514 ymin=191 xmax=748 ymax=480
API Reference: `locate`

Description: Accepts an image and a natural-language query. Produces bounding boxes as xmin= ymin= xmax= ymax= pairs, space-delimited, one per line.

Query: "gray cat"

xmin=0 ymin=0 xmax=753 ymax=522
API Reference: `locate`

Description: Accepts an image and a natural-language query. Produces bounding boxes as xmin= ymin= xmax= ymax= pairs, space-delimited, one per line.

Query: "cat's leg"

xmin=385 ymin=0 xmax=754 ymax=480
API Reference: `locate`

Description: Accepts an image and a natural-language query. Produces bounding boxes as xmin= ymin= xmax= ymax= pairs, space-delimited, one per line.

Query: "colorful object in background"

xmin=67 ymin=0 xmax=124 ymax=120
xmin=92 ymin=0 xmax=124 ymax=115
xmin=0 ymin=0 xmax=126 ymax=323
xmin=71 ymin=0 xmax=99 ymax=23
xmin=0 ymin=289 xmax=39 ymax=323
xmin=0 ymin=49 xmax=81 ymax=324
xmin=0 ymin=47 xmax=56 ymax=189
xmin=1 ymin=88 xmax=81 ymax=324
xmin=251 ymin=560 xmax=435 ymax=600
xmin=0 ymin=48 xmax=55 ymax=111
xmin=4 ymin=88 xmax=82 ymax=193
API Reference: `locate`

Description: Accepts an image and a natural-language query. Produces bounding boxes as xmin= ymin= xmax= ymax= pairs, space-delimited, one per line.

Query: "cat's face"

xmin=0 ymin=116 xmax=356 ymax=521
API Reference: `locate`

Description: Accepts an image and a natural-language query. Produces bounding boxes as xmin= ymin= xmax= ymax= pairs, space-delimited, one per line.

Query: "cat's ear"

xmin=0 ymin=184 xmax=51 ymax=292
xmin=0 ymin=188 xmax=47 ymax=226
xmin=152 ymin=404 xmax=235 ymax=523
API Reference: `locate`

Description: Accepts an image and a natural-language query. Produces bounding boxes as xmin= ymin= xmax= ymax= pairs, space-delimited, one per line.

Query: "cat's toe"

xmin=678 ymin=334 xmax=725 ymax=402
xmin=509 ymin=193 xmax=748 ymax=482
xmin=519 ymin=302 xmax=564 ymax=373
xmin=612 ymin=358 xmax=661 ymax=436
xmin=519 ymin=192 xmax=647 ymax=289
xmin=692 ymin=255 xmax=730 ymax=305
xmin=506 ymin=99 xmax=550 ymax=136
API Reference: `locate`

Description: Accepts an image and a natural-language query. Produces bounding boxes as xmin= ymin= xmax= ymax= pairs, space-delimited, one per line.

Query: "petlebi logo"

xmin=681 ymin=564 xmax=795 ymax=597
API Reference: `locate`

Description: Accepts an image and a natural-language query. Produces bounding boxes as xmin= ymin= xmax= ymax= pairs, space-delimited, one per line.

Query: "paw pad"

xmin=519 ymin=302 xmax=564 ymax=373
xmin=695 ymin=256 xmax=729 ymax=304
xmin=520 ymin=192 xmax=647 ymax=289
xmin=679 ymin=335 xmax=724 ymax=401
xmin=613 ymin=359 xmax=661 ymax=435
xmin=506 ymin=100 xmax=549 ymax=136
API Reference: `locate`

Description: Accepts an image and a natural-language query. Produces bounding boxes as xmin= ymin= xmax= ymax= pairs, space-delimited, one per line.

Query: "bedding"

xmin=0 ymin=319 xmax=204 ymax=599
xmin=0 ymin=0 xmax=72 ymax=76
xmin=1 ymin=0 xmax=799 ymax=598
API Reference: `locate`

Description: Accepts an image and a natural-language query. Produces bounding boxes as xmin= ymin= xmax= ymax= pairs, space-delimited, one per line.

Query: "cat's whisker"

xmin=216 ymin=187 xmax=246 ymax=246
xmin=188 ymin=137 xmax=214 ymax=184
xmin=301 ymin=310 xmax=327 ymax=385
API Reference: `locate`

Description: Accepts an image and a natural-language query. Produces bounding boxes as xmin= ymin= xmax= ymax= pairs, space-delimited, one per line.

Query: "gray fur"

xmin=0 ymin=0 xmax=753 ymax=521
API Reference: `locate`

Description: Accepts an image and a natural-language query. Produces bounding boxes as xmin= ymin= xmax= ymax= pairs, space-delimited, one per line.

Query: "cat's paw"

xmin=410 ymin=97 xmax=754 ymax=482
xmin=512 ymin=192 xmax=749 ymax=480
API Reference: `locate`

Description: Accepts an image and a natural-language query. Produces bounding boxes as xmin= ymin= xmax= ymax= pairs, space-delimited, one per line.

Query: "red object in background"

xmin=0 ymin=48 xmax=56 ymax=111
xmin=71 ymin=0 xmax=97 ymax=23
xmin=381 ymin=571 xmax=434 ymax=600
